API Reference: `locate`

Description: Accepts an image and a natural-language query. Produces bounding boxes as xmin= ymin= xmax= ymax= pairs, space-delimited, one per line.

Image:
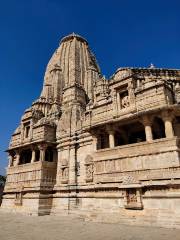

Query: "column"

xmin=142 ymin=116 xmax=153 ymax=142
xmin=20 ymin=124 xmax=24 ymax=143
xmin=162 ymin=113 xmax=174 ymax=138
xmin=109 ymin=130 xmax=115 ymax=148
xmin=8 ymin=154 xmax=13 ymax=167
xmin=39 ymin=144 xmax=47 ymax=162
xmin=136 ymin=189 xmax=142 ymax=203
xmin=31 ymin=148 xmax=36 ymax=163
xmin=136 ymin=189 xmax=143 ymax=208
xmin=112 ymin=90 xmax=117 ymax=116
xmin=137 ymin=79 xmax=140 ymax=88
xmin=92 ymin=134 xmax=98 ymax=151
xmin=29 ymin=120 xmax=33 ymax=140
xmin=69 ymin=145 xmax=76 ymax=185
xmin=106 ymin=125 xmax=115 ymax=148
xmin=117 ymin=91 xmax=120 ymax=111
xmin=57 ymin=149 xmax=61 ymax=184
xmin=15 ymin=150 xmax=20 ymax=166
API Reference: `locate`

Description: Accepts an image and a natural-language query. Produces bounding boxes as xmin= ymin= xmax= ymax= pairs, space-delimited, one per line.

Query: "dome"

xmin=40 ymin=33 xmax=101 ymax=103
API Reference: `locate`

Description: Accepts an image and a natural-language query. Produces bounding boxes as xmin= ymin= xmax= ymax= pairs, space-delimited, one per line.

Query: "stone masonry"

xmin=1 ymin=33 xmax=180 ymax=228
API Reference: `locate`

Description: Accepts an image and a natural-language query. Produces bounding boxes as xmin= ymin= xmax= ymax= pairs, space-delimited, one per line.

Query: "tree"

xmin=0 ymin=175 xmax=6 ymax=187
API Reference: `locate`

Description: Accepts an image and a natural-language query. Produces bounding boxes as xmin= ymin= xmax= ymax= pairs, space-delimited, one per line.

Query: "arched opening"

xmin=19 ymin=149 xmax=32 ymax=164
xmin=115 ymin=121 xmax=146 ymax=146
xmin=45 ymin=147 xmax=54 ymax=162
xmin=127 ymin=122 xmax=146 ymax=144
xmin=114 ymin=131 xmax=127 ymax=146
xmin=97 ymin=133 xmax=109 ymax=150
xmin=152 ymin=117 xmax=165 ymax=139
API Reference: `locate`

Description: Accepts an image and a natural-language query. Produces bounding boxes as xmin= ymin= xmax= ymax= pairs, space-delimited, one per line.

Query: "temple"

xmin=1 ymin=33 xmax=180 ymax=228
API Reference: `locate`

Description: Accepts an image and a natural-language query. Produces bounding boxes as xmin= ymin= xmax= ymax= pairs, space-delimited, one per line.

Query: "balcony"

xmin=93 ymin=137 xmax=180 ymax=184
xmin=9 ymin=133 xmax=21 ymax=148
xmin=32 ymin=124 xmax=56 ymax=142
xmin=9 ymin=124 xmax=56 ymax=148
xmin=5 ymin=161 xmax=57 ymax=192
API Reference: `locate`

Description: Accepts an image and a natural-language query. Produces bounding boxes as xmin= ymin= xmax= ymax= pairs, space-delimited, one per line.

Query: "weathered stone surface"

xmin=1 ymin=33 xmax=180 ymax=228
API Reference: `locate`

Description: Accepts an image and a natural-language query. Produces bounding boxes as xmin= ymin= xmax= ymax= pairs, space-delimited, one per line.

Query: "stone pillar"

xmin=15 ymin=150 xmax=20 ymax=166
xmin=8 ymin=154 xmax=13 ymax=167
xmin=20 ymin=124 xmax=24 ymax=143
xmin=117 ymin=91 xmax=120 ymax=111
xmin=136 ymin=188 xmax=143 ymax=209
xmin=106 ymin=125 xmax=115 ymax=148
xmin=162 ymin=114 xmax=174 ymax=138
xmin=92 ymin=134 xmax=98 ymax=151
xmin=137 ymin=79 xmax=140 ymax=88
xmin=112 ymin=90 xmax=118 ymax=116
xmin=128 ymin=81 xmax=135 ymax=104
xmin=39 ymin=144 xmax=47 ymax=162
xmin=31 ymin=148 xmax=36 ymax=163
xmin=29 ymin=120 xmax=33 ymax=140
xmin=142 ymin=116 xmax=153 ymax=142
xmin=55 ymin=148 xmax=62 ymax=186
xmin=108 ymin=130 xmax=115 ymax=148
xmin=69 ymin=145 xmax=76 ymax=185
xmin=136 ymin=189 xmax=142 ymax=203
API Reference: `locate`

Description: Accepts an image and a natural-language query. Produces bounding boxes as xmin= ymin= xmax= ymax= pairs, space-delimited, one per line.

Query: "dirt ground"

xmin=0 ymin=211 xmax=180 ymax=240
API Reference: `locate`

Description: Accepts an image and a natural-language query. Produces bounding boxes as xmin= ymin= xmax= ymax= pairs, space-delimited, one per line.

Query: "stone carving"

xmin=62 ymin=168 xmax=68 ymax=179
xmin=122 ymin=175 xmax=139 ymax=185
xmin=32 ymin=109 xmax=44 ymax=121
xmin=86 ymin=165 xmax=93 ymax=179
xmin=2 ymin=33 xmax=180 ymax=228
xmin=124 ymin=188 xmax=143 ymax=210
xmin=14 ymin=192 xmax=22 ymax=206
xmin=85 ymin=155 xmax=93 ymax=182
xmin=57 ymin=111 xmax=70 ymax=135
xmin=14 ymin=185 xmax=24 ymax=206
xmin=60 ymin=159 xmax=69 ymax=183
xmin=121 ymin=95 xmax=130 ymax=108
xmin=126 ymin=189 xmax=137 ymax=204
xmin=113 ymin=69 xmax=130 ymax=81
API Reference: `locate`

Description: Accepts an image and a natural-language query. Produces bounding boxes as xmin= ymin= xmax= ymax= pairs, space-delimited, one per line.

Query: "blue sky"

xmin=0 ymin=0 xmax=180 ymax=175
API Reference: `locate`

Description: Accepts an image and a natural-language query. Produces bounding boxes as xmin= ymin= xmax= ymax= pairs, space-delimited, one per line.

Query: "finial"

xmin=149 ymin=63 xmax=155 ymax=69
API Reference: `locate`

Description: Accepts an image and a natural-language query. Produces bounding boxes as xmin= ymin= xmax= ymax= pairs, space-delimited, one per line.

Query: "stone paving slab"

xmin=0 ymin=211 xmax=180 ymax=240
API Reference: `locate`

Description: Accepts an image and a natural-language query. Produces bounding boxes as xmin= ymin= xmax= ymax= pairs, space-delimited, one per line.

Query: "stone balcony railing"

xmin=94 ymin=137 xmax=180 ymax=160
xmin=93 ymin=137 xmax=180 ymax=184
xmin=7 ymin=161 xmax=56 ymax=174
xmin=4 ymin=161 xmax=57 ymax=192
xmin=9 ymin=133 xmax=21 ymax=148
xmin=84 ymin=97 xmax=171 ymax=129
xmin=32 ymin=124 xmax=56 ymax=142
xmin=84 ymin=103 xmax=137 ymax=129
xmin=9 ymin=124 xmax=56 ymax=148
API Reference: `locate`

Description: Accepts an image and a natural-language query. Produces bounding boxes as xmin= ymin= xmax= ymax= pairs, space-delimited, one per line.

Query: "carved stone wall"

xmin=85 ymin=155 xmax=93 ymax=182
xmin=2 ymin=34 xmax=180 ymax=227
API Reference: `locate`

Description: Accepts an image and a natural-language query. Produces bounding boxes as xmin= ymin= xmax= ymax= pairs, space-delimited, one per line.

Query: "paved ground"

xmin=0 ymin=212 xmax=180 ymax=240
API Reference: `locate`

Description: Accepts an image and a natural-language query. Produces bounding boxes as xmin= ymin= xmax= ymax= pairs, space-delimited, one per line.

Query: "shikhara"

xmin=2 ymin=33 xmax=180 ymax=228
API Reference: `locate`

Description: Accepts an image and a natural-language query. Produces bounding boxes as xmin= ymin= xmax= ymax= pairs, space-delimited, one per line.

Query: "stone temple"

xmin=2 ymin=33 xmax=180 ymax=228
